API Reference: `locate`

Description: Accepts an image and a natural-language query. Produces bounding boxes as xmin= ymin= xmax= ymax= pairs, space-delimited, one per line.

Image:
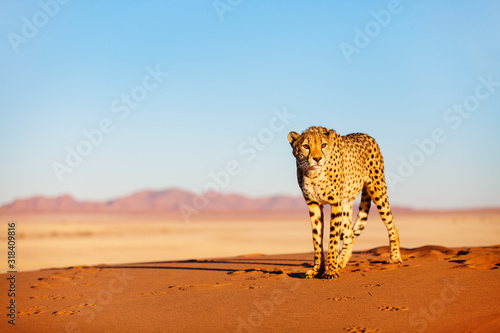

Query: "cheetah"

xmin=288 ymin=126 xmax=402 ymax=279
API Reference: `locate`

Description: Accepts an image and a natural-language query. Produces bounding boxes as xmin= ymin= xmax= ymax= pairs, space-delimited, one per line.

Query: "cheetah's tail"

xmin=353 ymin=185 xmax=371 ymax=237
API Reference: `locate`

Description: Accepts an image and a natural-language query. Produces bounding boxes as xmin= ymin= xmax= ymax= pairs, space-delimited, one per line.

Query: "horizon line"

xmin=2 ymin=187 xmax=500 ymax=212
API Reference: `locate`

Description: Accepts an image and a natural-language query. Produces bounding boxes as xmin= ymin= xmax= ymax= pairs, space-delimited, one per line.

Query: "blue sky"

xmin=0 ymin=0 xmax=499 ymax=209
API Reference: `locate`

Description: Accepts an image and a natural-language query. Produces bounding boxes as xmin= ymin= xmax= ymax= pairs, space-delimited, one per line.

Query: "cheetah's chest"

xmin=302 ymin=174 xmax=332 ymax=205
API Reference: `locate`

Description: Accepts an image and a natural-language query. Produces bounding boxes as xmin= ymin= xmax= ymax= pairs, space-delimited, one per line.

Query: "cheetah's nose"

xmin=313 ymin=157 xmax=322 ymax=163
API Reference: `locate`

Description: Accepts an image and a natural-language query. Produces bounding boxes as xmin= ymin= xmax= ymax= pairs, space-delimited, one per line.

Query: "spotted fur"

xmin=288 ymin=126 xmax=402 ymax=279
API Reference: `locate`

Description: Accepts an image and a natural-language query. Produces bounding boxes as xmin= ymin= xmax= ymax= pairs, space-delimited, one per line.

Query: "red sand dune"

xmin=1 ymin=245 xmax=499 ymax=332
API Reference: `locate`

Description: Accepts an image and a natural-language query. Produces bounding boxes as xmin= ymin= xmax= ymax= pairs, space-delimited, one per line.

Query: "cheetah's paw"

xmin=323 ymin=268 xmax=340 ymax=279
xmin=305 ymin=269 xmax=322 ymax=279
xmin=389 ymin=256 xmax=403 ymax=265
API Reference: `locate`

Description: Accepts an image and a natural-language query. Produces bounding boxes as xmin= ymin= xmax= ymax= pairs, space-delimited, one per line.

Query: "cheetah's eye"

xmin=302 ymin=144 xmax=310 ymax=149
xmin=321 ymin=143 xmax=327 ymax=148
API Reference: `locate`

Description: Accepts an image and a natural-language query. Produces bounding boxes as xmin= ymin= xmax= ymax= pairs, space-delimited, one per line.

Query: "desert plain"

xmin=1 ymin=208 xmax=499 ymax=332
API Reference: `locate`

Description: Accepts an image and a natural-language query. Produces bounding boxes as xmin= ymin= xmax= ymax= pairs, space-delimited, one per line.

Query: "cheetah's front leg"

xmin=324 ymin=206 xmax=342 ymax=279
xmin=338 ymin=204 xmax=354 ymax=269
xmin=306 ymin=202 xmax=324 ymax=278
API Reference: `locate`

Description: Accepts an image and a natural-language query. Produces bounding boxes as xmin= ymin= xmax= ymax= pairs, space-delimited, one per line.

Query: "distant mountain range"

xmin=1 ymin=189 xmax=497 ymax=215
xmin=0 ymin=189 xmax=307 ymax=214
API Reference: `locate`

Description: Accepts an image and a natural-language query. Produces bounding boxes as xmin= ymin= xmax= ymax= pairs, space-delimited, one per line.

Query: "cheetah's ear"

xmin=327 ymin=129 xmax=337 ymax=141
xmin=287 ymin=131 xmax=301 ymax=145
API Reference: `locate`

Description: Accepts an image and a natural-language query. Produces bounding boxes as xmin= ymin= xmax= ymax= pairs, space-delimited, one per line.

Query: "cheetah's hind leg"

xmin=369 ymin=182 xmax=403 ymax=265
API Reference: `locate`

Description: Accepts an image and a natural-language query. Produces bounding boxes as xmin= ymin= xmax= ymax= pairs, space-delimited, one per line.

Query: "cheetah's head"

xmin=288 ymin=126 xmax=337 ymax=173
